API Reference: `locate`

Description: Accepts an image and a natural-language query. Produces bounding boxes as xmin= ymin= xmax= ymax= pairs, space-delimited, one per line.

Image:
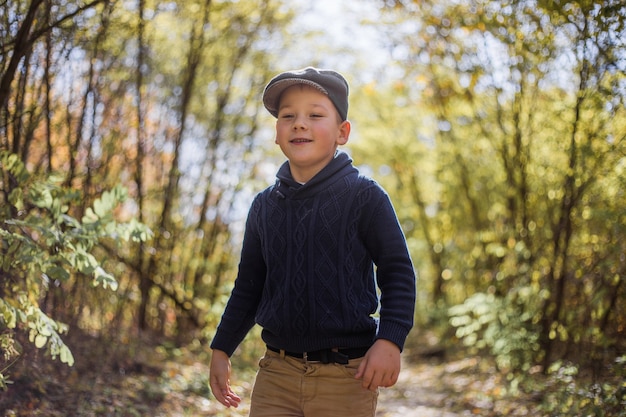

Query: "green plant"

xmin=542 ymin=357 xmax=626 ymax=417
xmin=448 ymin=286 xmax=542 ymax=381
xmin=0 ymin=151 xmax=152 ymax=390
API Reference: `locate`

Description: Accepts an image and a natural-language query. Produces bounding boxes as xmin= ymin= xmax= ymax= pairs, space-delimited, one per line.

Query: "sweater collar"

xmin=274 ymin=151 xmax=356 ymax=200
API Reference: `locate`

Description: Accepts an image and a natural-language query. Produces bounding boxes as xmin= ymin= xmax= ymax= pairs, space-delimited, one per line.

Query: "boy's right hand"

xmin=209 ymin=349 xmax=242 ymax=408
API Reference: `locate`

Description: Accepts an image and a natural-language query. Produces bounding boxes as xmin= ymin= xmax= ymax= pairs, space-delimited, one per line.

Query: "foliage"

xmin=449 ymin=288 xmax=541 ymax=378
xmin=1 ymin=0 xmax=292 ymax=356
xmin=543 ymin=358 xmax=626 ymax=417
xmin=1 ymin=0 xmax=625 ymax=414
xmin=351 ymin=0 xmax=626 ymax=409
xmin=0 ymin=151 xmax=151 ymax=390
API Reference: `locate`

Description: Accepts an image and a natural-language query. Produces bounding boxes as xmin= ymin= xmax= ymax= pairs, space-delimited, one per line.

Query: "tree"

xmin=356 ymin=0 xmax=626 ymax=376
xmin=1 ymin=0 xmax=292 ymax=388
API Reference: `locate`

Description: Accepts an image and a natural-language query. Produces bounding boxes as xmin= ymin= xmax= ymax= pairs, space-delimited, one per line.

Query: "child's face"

xmin=275 ymin=85 xmax=350 ymax=182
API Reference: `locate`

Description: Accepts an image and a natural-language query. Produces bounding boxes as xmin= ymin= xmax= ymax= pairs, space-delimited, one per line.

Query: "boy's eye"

xmin=277 ymin=112 xmax=325 ymax=119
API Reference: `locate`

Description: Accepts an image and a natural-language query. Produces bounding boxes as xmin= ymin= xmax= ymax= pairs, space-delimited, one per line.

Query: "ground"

xmin=0 ymin=332 xmax=544 ymax=417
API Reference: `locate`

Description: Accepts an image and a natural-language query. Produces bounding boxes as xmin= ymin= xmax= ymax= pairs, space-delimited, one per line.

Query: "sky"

xmin=277 ymin=0 xmax=395 ymax=83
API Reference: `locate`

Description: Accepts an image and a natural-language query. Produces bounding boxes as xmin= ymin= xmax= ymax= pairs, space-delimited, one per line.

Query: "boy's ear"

xmin=337 ymin=120 xmax=351 ymax=145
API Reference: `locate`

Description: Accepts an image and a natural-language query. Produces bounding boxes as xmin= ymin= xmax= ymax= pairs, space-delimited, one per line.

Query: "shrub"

xmin=0 ymin=152 xmax=151 ymax=390
xmin=543 ymin=357 xmax=626 ymax=417
xmin=448 ymin=285 xmax=543 ymax=393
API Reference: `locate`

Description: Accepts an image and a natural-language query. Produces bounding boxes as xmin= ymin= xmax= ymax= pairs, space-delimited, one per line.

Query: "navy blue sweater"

xmin=211 ymin=151 xmax=416 ymax=356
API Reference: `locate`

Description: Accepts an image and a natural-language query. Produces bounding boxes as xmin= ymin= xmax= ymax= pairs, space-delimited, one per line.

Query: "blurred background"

xmin=1 ymin=0 xmax=625 ymax=415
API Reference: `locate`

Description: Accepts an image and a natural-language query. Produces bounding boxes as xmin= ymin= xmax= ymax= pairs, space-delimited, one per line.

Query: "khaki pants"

xmin=249 ymin=349 xmax=378 ymax=417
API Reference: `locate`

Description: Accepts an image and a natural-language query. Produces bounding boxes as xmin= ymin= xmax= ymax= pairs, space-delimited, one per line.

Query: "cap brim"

xmin=262 ymin=78 xmax=328 ymax=118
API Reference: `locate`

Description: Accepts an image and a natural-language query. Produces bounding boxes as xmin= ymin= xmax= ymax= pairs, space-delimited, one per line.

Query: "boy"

xmin=209 ymin=67 xmax=416 ymax=417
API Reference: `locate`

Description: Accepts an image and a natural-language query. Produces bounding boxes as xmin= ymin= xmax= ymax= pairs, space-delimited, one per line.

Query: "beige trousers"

xmin=249 ymin=349 xmax=378 ymax=417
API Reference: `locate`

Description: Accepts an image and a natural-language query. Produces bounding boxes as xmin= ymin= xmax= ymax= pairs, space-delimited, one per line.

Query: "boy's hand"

xmin=209 ymin=349 xmax=242 ymax=408
xmin=355 ymin=339 xmax=401 ymax=392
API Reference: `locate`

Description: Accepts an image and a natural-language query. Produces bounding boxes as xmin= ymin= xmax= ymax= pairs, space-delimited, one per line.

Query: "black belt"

xmin=267 ymin=345 xmax=369 ymax=365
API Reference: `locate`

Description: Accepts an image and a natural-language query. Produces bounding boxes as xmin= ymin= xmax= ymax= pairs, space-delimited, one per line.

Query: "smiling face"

xmin=275 ymin=85 xmax=351 ymax=183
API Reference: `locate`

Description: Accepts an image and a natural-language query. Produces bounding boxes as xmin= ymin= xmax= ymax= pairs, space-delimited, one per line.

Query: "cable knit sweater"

xmin=211 ymin=151 xmax=416 ymax=356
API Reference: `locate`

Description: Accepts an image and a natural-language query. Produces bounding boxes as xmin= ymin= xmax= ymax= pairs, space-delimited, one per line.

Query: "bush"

xmin=0 ymin=152 xmax=151 ymax=390
xmin=543 ymin=357 xmax=626 ymax=417
xmin=449 ymin=286 xmax=542 ymax=378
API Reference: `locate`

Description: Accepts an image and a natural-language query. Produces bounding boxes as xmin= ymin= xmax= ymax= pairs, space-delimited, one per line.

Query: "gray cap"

xmin=262 ymin=67 xmax=349 ymax=121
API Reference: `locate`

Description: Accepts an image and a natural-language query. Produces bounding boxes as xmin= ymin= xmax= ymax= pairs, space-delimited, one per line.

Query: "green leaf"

xmin=34 ymin=334 xmax=47 ymax=349
xmin=83 ymin=207 xmax=99 ymax=223
xmin=0 ymin=300 xmax=17 ymax=328
xmin=45 ymin=266 xmax=70 ymax=281
xmin=94 ymin=195 xmax=109 ymax=218
xmin=8 ymin=188 xmax=24 ymax=211
xmin=75 ymin=251 xmax=98 ymax=274
xmin=93 ymin=266 xmax=118 ymax=291
xmin=29 ymin=184 xmax=54 ymax=209
xmin=59 ymin=345 xmax=75 ymax=366
xmin=1 ymin=152 xmax=29 ymax=182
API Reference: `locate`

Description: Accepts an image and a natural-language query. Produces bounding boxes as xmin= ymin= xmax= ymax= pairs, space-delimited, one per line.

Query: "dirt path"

xmin=151 ymin=356 xmax=474 ymax=417
xmin=376 ymin=360 xmax=464 ymax=417
xmin=141 ymin=355 xmax=471 ymax=417
xmin=1 ymin=338 xmax=539 ymax=416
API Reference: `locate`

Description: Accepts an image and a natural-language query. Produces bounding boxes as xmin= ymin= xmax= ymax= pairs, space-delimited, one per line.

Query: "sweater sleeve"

xmin=210 ymin=196 xmax=266 ymax=356
xmin=361 ymin=182 xmax=416 ymax=351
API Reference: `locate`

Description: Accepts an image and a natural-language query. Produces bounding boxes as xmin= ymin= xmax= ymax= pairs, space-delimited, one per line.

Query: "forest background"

xmin=1 ymin=0 xmax=625 ymax=416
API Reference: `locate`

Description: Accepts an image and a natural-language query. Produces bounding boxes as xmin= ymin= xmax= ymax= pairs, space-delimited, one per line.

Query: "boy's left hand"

xmin=355 ymin=338 xmax=401 ymax=391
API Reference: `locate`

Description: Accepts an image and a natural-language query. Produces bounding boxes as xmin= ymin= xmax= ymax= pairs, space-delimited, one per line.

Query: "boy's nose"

xmin=292 ymin=116 xmax=307 ymax=129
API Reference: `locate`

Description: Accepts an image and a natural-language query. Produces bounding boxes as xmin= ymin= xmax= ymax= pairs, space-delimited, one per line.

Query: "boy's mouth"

xmin=290 ymin=138 xmax=312 ymax=143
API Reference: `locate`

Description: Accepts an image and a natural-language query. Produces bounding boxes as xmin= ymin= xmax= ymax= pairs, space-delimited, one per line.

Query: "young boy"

xmin=209 ymin=67 xmax=416 ymax=417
